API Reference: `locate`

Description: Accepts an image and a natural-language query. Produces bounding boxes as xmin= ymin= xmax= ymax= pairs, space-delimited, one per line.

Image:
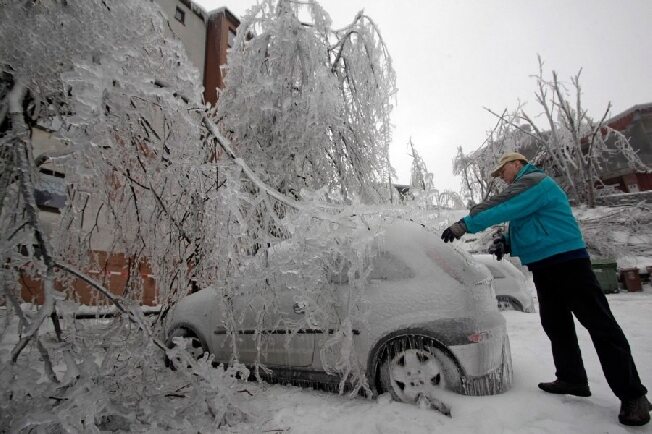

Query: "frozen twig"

xmin=417 ymin=393 xmax=451 ymax=418
xmin=483 ymin=107 xmax=543 ymax=144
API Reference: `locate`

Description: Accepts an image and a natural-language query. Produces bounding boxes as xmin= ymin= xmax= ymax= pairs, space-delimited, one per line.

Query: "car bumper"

xmin=449 ymin=333 xmax=513 ymax=396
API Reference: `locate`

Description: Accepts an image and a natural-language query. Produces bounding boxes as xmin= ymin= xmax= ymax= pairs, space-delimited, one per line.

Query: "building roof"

xmin=179 ymin=0 xmax=240 ymax=25
xmin=606 ymin=102 xmax=652 ymax=131
xmin=210 ymin=6 xmax=240 ymax=25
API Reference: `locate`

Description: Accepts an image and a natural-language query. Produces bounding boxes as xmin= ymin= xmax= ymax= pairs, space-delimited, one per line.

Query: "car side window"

xmin=369 ymin=251 xmax=415 ymax=281
xmin=486 ymin=264 xmax=506 ymax=278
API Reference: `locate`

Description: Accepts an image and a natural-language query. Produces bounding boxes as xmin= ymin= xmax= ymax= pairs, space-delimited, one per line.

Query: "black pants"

xmin=532 ymin=258 xmax=647 ymax=400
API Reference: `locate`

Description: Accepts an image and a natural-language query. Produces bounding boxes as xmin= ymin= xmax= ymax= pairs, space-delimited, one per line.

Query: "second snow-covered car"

xmin=165 ymin=221 xmax=512 ymax=402
xmin=473 ymin=254 xmax=536 ymax=313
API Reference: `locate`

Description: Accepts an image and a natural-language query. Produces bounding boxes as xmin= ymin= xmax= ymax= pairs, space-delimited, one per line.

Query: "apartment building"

xmin=155 ymin=0 xmax=239 ymax=104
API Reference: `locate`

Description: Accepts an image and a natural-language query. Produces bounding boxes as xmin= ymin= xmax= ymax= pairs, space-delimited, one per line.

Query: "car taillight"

xmin=468 ymin=331 xmax=491 ymax=343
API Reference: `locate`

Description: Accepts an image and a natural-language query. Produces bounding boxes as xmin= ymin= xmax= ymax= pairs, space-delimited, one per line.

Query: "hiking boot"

xmin=618 ymin=395 xmax=651 ymax=426
xmin=537 ymin=380 xmax=591 ymax=397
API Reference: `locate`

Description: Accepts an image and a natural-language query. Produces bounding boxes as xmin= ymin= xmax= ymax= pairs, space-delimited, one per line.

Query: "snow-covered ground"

xmin=231 ymin=285 xmax=652 ymax=434
xmin=2 ymin=282 xmax=650 ymax=433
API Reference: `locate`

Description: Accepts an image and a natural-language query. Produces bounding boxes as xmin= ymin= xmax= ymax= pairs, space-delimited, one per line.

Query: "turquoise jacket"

xmin=462 ymin=163 xmax=586 ymax=265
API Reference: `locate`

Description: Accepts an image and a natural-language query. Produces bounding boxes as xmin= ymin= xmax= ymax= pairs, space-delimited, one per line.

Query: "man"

xmin=441 ymin=152 xmax=650 ymax=426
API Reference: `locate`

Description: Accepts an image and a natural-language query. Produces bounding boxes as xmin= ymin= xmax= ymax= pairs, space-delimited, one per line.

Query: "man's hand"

xmin=441 ymin=220 xmax=467 ymax=243
xmin=488 ymin=235 xmax=509 ymax=261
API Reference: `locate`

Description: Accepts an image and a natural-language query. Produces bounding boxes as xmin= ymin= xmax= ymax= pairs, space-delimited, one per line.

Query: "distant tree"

xmin=405 ymin=138 xmax=435 ymax=208
xmin=435 ymin=190 xmax=466 ymax=210
xmin=400 ymin=138 xmax=464 ymax=211
xmin=409 ymin=138 xmax=432 ymax=191
xmin=454 ymin=145 xmax=491 ymax=207
xmin=453 ymin=108 xmax=525 ymax=206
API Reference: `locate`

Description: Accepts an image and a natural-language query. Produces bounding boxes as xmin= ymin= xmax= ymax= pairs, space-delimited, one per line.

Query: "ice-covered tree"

xmin=0 ymin=0 xmax=402 ymax=430
xmin=0 ymin=0 xmax=253 ymax=430
xmin=206 ymin=0 xmax=401 ymax=397
xmin=205 ymin=1 xmax=402 ymax=396
xmin=216 ymin=0 xmax=396 ymax=204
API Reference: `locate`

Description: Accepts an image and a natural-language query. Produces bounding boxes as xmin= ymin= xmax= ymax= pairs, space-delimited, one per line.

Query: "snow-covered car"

xmin=165 ymin=221 xmax=512 ymax=403
xmin=472 ymin=254 xmax=536 ymax=313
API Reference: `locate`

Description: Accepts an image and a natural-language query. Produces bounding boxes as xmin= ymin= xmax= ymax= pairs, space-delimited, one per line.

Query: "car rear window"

xmin=486 ymin=264 xmax=506 ymax=278
xmin=328 ymin=251 xmax=415 ymax=284
xmin=368 ymin=251 xmax=415 ymax=281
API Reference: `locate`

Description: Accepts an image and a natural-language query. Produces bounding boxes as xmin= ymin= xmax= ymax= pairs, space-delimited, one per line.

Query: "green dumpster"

xmin=591 ymin=258 xmax=619 ymax=294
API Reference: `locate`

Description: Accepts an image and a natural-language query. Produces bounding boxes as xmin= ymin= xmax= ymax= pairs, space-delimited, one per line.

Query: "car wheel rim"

xmin=388 ymin=349 xmax=445 ymax=402
xmin=497 ymin=299 xmax=511 ymax=310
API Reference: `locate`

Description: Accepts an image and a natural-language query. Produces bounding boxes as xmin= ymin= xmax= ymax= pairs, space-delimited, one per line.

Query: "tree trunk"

xmin=585 ymin=159 xmax=596 ymax=208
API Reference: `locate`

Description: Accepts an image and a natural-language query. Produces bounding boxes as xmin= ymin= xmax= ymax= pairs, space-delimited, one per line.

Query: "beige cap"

xmin=490 ymin=152 xmax=528 ymax=177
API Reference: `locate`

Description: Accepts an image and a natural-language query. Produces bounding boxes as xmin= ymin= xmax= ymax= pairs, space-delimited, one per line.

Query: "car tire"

xmin=496 ymin=296 xmax=523 ymax=312
xmin=165 ymin=327 xmax=208 ymax=369
xmin=376 ymin=336 xmax=461 ymax=404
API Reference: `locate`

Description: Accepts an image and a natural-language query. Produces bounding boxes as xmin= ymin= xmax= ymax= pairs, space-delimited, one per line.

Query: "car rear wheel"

xmin=496 ymin=296 xmax=523 ymax=312
xmin=377 ymin=336 xmax=461 ymax=405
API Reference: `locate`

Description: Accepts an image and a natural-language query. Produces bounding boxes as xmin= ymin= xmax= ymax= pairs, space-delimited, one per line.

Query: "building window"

xmin=627 ymin=183 xmax=639 ymax=193
xmin=175 ymin=6 xmax=185 ymax=25
xmin=35 ymin=169 xmax=67 ymax=211
xmin=228 ymin=29 xmax=236 ymax=48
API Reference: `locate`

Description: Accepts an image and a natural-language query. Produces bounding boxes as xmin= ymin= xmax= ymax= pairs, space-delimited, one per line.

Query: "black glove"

xmin=488 ymin=235 xmax=509 ymax=261
xmin=441 ymin=220 xmax=467 ymax=243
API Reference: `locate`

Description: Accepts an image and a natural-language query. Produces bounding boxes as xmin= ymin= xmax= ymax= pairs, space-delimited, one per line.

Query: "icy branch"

xmin=8 ymin=82 xmax=61 ymax=362
xmin=201 ymin=114 xmax=349 ymax=224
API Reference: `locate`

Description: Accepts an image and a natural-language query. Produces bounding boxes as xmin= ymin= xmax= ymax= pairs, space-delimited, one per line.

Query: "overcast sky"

xmin=194 ymin=0 xmax=652 ymax=191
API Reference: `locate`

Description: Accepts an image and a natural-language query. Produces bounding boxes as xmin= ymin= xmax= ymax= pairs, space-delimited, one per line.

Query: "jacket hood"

xmin=515 ymin=163 xmax=543 ymax=180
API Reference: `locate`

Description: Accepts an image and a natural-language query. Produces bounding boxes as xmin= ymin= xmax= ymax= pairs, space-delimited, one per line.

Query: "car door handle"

xmin=293 ymin=302 xmax=306 ymax=314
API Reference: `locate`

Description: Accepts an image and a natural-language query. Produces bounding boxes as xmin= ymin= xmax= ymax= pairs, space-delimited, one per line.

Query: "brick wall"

xmin=20 ymin=252 xmax=159 ymax=306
